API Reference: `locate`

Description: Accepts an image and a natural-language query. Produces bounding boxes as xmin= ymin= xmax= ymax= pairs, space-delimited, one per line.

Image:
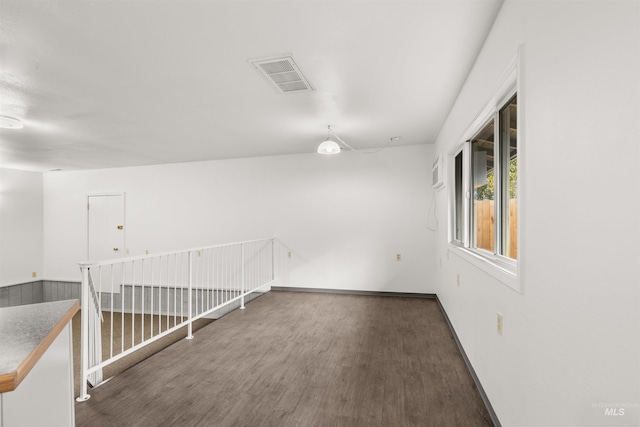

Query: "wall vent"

xmin=433 ymin=156 xmax=445 ymax=189
xmin=248 ymin=55 xmax=313 ymax=93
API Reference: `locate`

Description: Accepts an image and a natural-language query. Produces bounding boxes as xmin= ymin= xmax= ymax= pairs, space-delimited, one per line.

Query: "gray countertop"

xmin=0 ymin=299 xmax=79 ymax=392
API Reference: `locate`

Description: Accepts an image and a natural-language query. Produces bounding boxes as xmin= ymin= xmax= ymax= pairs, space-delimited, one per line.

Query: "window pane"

xmin=500 ymin=94 xmax=517 ymax=259
xmin=454 ymin=152 xmax=463 ymax=241
xmin=471 ymin=121 xmax=495 ymax=252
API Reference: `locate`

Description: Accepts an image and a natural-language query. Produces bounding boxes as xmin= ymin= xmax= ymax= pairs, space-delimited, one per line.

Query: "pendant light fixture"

xmin=317 ymin=125 xmax=341 ymax=154
xmin=317 ymin=124 xmax=400 ymax=155
xmin=0 ymin=115 xmax=23 ymax=129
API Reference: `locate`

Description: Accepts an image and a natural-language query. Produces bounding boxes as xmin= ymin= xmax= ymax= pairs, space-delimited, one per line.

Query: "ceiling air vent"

xmin=249 ymin=55 xmax=313 ymax=93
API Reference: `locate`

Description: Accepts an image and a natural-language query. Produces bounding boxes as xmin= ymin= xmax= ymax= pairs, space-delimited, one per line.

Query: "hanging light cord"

xmin=329 ymin=126 xmax=397 ymax=154
xmin=427 ymin=187 xmax=438 ymax=232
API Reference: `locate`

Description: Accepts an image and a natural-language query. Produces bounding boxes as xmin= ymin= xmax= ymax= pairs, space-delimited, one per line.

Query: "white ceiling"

xmin=0 ymin=0 xmax=503 ymax=172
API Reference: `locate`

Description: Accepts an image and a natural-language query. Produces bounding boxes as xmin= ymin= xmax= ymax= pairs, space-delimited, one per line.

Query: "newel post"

xmin=186 ymin=251 xmax=194 ymax=339
xmin=240 ymin=243 xmax=246 ymax=309
xmin=76 ymin=262 xmax=92 ymax=402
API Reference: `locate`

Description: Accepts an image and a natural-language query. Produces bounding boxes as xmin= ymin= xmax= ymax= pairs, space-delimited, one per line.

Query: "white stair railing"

xmin=76 ymin=238 xmax=276 ymax=402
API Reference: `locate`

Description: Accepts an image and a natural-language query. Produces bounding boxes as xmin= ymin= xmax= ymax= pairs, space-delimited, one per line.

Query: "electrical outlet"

xmin=497 ymin=313 xmax=504 ymax=336
xmin=32 ymin=272 xmax=37 ymax=278
xmin=197 ymin=250 xmax=201 ymax=257
xmin=126 ymin=248 xmax=130 ymax=255
xmin=396 ymin=253 xmax=401 ymax=261
xmin=288 ymin=251 xmax=292 ymax=258
xmin=456 ymin=273 xmax=460 ymax=287
xmin=145 ymin=249 xmax=149 ymax=255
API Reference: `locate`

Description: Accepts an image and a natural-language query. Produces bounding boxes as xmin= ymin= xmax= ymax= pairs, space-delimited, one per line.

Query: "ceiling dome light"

xmin=317 ymin=138 xmax=341 ymax=155
xmin=0 ymin=116 xmax=24 ymax=129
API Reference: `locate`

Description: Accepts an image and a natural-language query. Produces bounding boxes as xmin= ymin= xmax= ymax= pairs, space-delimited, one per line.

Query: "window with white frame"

xmin=453 ymin=149 xmax=464 ymax=243
xmin=450 ymin=90 xmax=518 ymax=272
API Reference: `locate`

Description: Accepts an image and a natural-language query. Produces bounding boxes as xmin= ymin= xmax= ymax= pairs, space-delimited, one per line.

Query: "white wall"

xmin=434 ymin=1 xmax=639 ymax=426
xmin=0 ymin=169 xmax=44 ymax=286
xmin=0 ymin=168 xmax=44 ymax=286
xmin=43 ymin=145 xmax=436 ymax=293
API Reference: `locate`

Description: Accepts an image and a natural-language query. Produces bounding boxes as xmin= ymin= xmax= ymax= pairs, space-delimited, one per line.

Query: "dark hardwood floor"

xmin=75 ymin=291 xmax=492 ymax=426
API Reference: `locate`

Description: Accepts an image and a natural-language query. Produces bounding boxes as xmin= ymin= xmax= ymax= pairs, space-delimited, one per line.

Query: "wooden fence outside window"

xmin=473 ymin=199 xmax=517 ymax=259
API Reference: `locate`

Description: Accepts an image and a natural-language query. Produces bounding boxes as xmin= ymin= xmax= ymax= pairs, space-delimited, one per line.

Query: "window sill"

xmin=447 ymin=244 xmax=521 ymax=293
